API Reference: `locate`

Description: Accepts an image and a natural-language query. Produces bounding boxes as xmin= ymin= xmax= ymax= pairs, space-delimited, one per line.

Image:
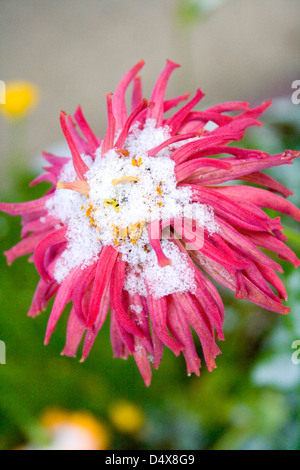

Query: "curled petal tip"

xmin=144 ymin=378 xmax=151 ymax=388
xmin=4 ymin=252 xmax=13 ymax=266
xmin=166 ymin=58 xmax=181 ymax=68
xmin=158 ymin=257 xmax=172 ymax=268
xmin=61 ymin=350 xmax=76 ymax=358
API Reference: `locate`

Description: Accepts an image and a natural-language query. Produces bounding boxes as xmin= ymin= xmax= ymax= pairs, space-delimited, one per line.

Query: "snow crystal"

xmin=45 ymin=120 xmax=218 ymax=297
xmin=130 ymin=305 xmax=143 ymax=315
xmin=130 ymin=304 xmax=144 ymax=326
xmin=124 ymin=240 xmax=197 ymax=299
xmin=134 ymin=345 xmax=144 ymax=356
xmin=86 ymin=150 xmax=192 ymax=245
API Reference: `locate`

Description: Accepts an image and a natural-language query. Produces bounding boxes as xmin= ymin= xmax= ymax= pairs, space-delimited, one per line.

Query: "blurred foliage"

xmin=177 ymin=0 xmax=229 ymax=26
xmin=0 ymin=97 xmax=300 ymax=450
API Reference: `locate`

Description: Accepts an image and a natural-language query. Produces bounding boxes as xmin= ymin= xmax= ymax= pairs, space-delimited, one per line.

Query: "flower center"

xmin=46 ymin=120 xmax=217 ymax=295
xmin=83 ymin=146 xmax=185 ymax=251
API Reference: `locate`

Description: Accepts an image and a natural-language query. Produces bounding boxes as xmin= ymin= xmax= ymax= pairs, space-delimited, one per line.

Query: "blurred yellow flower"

xmin=109 ymin=400 xmax=145 ymax=435
xmin=0 ymin=80 xmax=39 ymax=120
xmin=40 ymin=408 xmax=110 ymax=451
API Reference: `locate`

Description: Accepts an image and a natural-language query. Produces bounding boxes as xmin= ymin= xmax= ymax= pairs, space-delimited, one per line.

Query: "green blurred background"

xmin=0 ymin=0 xmax=300 ymax=450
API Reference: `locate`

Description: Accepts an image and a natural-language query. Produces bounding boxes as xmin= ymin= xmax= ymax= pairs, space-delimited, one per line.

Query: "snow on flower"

xmin=1 ymin=60 xmax=300 ymax=386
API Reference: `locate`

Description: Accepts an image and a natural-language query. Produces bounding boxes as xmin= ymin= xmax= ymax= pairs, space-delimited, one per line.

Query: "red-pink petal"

xmin=147 ymin=293 xmax=183 ymax=356
xmin=0 ymin=195 xmax=51 ymax=216
xmin=60 ymin=111 xmax=90 ymax=180
xmin=5 ymin=231 xmax=51 ymax=265
xmin=34 ymin=227 xmax=68 ymax=281
xmin=74 ymin=105 xmax=99 ymax=155
xmin=148 ymin=221 xmax=172 ymax=267
xmin=101 ymin=93 xmax=116 ymax=156
xmin=163 ymin=93 xmax=190 ymax=112
xmin=45 ymin=267 xmax=80 ymax=344
xmin=81 ymin=283 xmax=111 ymax=361
xmin=28 ymin=279 xmax=59 ymax=318
xmin=113 ymin=60 xmax=145 ymax=130
xmin=174 ymin=292 xmax=221 ymax=372
xmin=131 ymin=76 xmax=143 ymax=112
xmin=147 ymin=59 xmax=180 ymax=126
xmin=213 ymin=185 xmax=300 ymax=221
xmin=86 ymin=246 xmax=118 ymax=328
xmin=61 ymin=307 xmax=86 ymax=357
xmin=110 ymin=259 xmax=145 ymax=339
xmin=115 ymin=99 xmax=149 ymax=149
xmin=167 ymin=296 xmax=201 ymax=376
xmin=165 ymin=88 xmax=205 ymax=134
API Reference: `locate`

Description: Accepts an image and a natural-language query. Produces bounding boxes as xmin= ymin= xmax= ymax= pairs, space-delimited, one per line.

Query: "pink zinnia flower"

xmin=1 ymin=60 xmax=300 ymax=386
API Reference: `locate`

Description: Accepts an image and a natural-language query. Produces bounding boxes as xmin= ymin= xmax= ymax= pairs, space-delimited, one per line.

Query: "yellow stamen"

xmin=86 ymin=204 xmax=93 ymax=218
xmin=90 ymin=217 xmax=97 ymax=227
xmin=128 ymin=221 xmax=145 ymax=240
xmin=117 ymin=149 xmax=129 ymax=157
xmin=132 ymin=157 xmax=143 ymax=167
xmin=104 ymin=199 xmax=120 ymax=212
xmin=112 ymin=221 xmax=146 ymax=245
xmin=112 ymin=225 xmax=119 ymax=245
xmin=111 ymin=176 xmax=139 ymax=186
xmin=119 ymin=227 xmax=128 ymax=242
xmin=156 ymin=187 xmax=162 ymax=195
